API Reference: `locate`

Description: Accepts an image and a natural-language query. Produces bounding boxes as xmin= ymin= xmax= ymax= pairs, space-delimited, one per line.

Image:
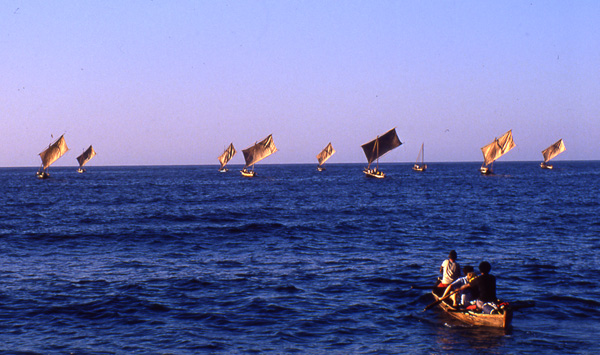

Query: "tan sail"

xmin=361 ymin=128 xmax=402 ymax=168
xmin=481 ymin=130 xmax=516 ymax=166
xmin=218 ymin=143 xmax=236 ymax=169
xmin=542 ymin=139 xmax=565 ymax=163
xmin=242 ymin=134 xmax=278 ymax=168
xmin=77 ymin=145 xmax=96 ymax=168
xmin=39 ymin=135 xmax=69 ymax=170
xmin=316 ymin=142 xmax=336 ymax=166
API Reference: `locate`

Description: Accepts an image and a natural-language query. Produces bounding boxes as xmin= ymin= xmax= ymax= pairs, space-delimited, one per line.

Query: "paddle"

xmin=423 ymin=288 xmax=461 ymax=312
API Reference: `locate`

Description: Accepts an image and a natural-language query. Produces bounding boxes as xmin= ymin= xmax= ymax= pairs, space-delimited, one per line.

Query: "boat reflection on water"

xmin=434 ymin=316 xmax=510 ymax=352
xmin=436 ymin=315 xmax=512 ymax=353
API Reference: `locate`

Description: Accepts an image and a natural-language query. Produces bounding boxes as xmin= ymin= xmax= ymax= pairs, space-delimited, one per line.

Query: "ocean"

xmin=1 ymin=161 xmax=599 ymax=354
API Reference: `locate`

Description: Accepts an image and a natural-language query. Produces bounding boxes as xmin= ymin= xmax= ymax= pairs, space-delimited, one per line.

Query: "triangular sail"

xmin=481 ymin=130 xmax=516 ymax=166
xmin=242 ymin=134 xmax=278 ymax=167
xmin=76 ymin=145 xmax=96 ymax=168
xmin=416 ymin=143 xmax=425 ymax=165
xmin=316 ymin=142 xmax=336 ymax=166
xmin=218 ymin=143 xmax=236 ymax=169
xmin=39 ymin=135 xmax=69 ymax=169
xmin=361 ymin=128 xmax=402 ymax=167
xmin=542 ymin=139 xmax=565 ymax=163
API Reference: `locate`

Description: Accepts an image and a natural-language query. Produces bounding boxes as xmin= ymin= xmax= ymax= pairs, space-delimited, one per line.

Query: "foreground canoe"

xmin=431 ymin=287 xmax=513 ymax=329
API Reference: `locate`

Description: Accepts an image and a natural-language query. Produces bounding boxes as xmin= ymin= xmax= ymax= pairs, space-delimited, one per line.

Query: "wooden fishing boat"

xmin=361 ymin=128 xmax=402 ymax=178
xmin=240 ymin=134 xmax=277 ymax=177
xmin=316 ymin=142 xmax=335 ymax=171
xmin=240 ymin=168 xmax=256 ymax=177
xmin=76 ymin=145 xmax=96 ymax=173
xmin=480 ymin=130 xmax=516 ymax=175
xmin=431 ymin=287 xmax=513 ymax=329
xmin=540 ymin=139 xmax=565 ymax=170
xmin=37 ymin=134 xmax=69 ymax=179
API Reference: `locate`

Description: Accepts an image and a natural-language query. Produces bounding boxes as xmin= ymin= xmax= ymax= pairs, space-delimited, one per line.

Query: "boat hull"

xmin=540 ymin=162 xmax=553 ymax=169
xmin=480 ymin=166 xmax=493 ymax=175
xmin=219 ymin=167 xmax=229 ymax=173
xmin=36 ymin=171 xmax=50 ymax=179
xmin=431 ymin=288 xmax=512 ymax=329
xmin=317 ymin=166 xmax=325 ymax=171
xmin=363 ymin=168 xmax=385 ymax=178
xmin=77 ymin=168 xmax=86 ymax=173
xmin=413 ymin=164 xmax=427 ymax=172
xmin=240 ymin=169 xmax=256 ymax=177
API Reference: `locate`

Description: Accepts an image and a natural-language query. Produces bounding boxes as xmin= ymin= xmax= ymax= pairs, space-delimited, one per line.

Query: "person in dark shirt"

xmin=457 ymin=261 xmax=497 ymax=312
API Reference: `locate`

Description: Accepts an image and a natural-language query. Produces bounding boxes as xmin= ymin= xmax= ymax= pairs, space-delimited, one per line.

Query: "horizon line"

xmin=2 ymin=159 xmax=595 ymax=169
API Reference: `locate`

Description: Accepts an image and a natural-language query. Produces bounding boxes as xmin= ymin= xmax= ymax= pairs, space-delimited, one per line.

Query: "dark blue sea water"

xmin=1 ymin=161 xmax=599 ymax=354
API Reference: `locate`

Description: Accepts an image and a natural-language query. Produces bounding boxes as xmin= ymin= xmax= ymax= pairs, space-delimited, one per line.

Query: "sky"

xmin=1 ymin=1 xmax=599 ymax=167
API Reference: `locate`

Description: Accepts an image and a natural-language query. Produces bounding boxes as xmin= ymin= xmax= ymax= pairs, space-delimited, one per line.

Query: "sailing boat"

xmin=76 ymin=145 xmax=96 ymax=173
xmin=540 ymin=139 xmax=566 ymax=169
xmin=480 ymin=130 xmax=516 ymax=175
xmin=412 ymin=143 xmax=427 ymax=172
xmin=37 ymin=134 xmax=69 ymax=179
xmin=316 ymin=142 xmax=336 ymax=171
xmin=218 ymin=143 xmax=236 ymax=172
xmin=241 ymin=134 xmax=278 ymax=177
xmin=361 ymin=128 xmax=402 ymax=178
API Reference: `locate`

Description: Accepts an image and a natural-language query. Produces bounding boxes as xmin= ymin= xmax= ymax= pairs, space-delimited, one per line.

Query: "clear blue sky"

xmin=2 ymin=1 xmax=598 ymax=167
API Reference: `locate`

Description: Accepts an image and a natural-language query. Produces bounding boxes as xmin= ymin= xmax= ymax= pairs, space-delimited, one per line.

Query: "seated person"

xmin=438 ymin=250 xmax=460 ymax=287
xmin=441 ymin=265 xmax=476 ymax=308
xmin=456 ymin=261 xmax=497 ymax=313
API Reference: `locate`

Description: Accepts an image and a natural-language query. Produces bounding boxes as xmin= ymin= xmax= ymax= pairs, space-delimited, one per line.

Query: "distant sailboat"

xmin=241 ymin=134 xmax=278 ymax=177
xmin=218 ymin=143 xmax=236 ymax=172
xmin=540 ymin=139 xmax=565 ymax=169
xmin=361 ymin=128 xmax=402 ymax=178
xmin=37 ymin=134 xmax=69 ymax=179
xmin=316 ymin=142 xmax=336 ymax=171
xmin=480 ymin=130 xmax=516 ymax=175
xmin=76 ymin=145 xmax=96 ymax=173
xmin=412 ymin=143 xmax=427 ymax=172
